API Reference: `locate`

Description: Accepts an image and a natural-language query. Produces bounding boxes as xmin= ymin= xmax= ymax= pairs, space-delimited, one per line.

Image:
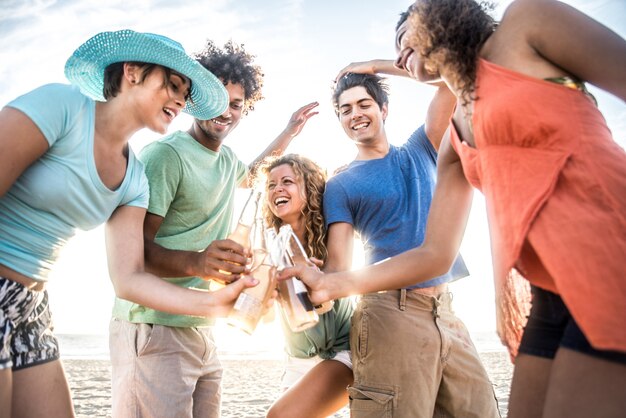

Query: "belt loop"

xmin=399 ymin=289 xmax=407 ymax=311
xmin=432 ymin=297 xmax=440 ymax=319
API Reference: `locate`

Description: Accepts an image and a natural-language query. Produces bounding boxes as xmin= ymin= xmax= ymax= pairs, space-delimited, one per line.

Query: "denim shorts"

xmin=518 ymin=285 xmax=626 ymax=365
xmin=0 ymin=277 xmax=60 ymax=370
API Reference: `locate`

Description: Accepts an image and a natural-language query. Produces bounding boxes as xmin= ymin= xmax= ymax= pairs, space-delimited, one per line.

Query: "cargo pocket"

xmin=350 ymin=309 xmax=369 ymax=363
xmin=348 ymin=386 xmax=395 ymax=418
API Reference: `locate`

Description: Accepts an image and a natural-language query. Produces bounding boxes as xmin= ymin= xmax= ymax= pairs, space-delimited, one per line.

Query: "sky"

xmin=1 ymin=0 xmax=624 ymax=350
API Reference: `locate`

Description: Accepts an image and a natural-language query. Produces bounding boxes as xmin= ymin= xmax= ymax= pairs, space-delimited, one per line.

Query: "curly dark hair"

xmin=256 ymin=154 xmax=328 ymax=261
xmin=408 ymin=0 xmax=496 ymax=106
xmin=193 ymin=40 xmax=264 ymax=114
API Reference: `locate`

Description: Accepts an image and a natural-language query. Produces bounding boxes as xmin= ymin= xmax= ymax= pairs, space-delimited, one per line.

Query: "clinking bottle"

xmin=227 ymin=200 xmax=277 ymax=335
xmin=282 ymin=225 xmax=334 ymax=315
xmin=226 ymin=189 xmax=261 ymax=252
xmin=215 ymin=189 xmax=262 ymax=285
xmin=275 ymin=225 xmax=319 ymax=332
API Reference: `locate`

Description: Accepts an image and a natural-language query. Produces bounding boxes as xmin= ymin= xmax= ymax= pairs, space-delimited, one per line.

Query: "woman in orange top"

xmin=282 ymin=1 xmax=626 ymax=417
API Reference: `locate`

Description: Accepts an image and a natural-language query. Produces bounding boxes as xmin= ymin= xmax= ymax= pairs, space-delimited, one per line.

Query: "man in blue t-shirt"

xmin=322 ymin=17 xmax=500 ymax=416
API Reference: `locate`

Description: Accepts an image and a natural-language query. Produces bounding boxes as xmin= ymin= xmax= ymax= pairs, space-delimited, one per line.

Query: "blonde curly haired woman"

xmin=260 ymin=154 xmax=353 ymax=418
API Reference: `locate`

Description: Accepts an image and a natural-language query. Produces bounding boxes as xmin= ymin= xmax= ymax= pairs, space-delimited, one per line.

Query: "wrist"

xmin=282 ymin=128 xmax=297 ymax=140
xmin=372 ymin=59 xmax=383 ymax=74
xmin=187 ymin=251 xmax=203 ymax=277
xmin=202 ymin=292 xmax=224 ymax=318
xmin=326 ymin=271 xmax=347 ymax=300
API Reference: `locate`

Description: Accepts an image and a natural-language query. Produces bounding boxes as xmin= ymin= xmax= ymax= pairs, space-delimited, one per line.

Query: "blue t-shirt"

xmin=0 ymin=83 xmax=149 ymax=281
xmin=324 ymin=125 xmax=468 ymax=288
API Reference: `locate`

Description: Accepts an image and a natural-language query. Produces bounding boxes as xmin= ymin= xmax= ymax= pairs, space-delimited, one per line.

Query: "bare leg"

xmin=12 ymin=360 xmax=74 ymax=418
xmin=543 ymin=347 xmax=626 ymax=418
xmin=508 ymin=353 xmax=552 ymax=418
xmin=0 ymin=369 xmax=12 ymax=418
xmin=266 ymin=359 xmax=352 ymax=418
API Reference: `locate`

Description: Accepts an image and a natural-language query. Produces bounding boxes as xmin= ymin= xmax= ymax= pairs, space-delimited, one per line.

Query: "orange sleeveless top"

xmin=450 ymin=59 xmax=626 ymax=354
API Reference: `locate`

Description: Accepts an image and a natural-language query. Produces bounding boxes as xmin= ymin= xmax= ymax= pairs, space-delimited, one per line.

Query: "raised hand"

xmin=283 ymin=101 xmax=319 ymax=138
xmin=335 ymin=59 xmax=407 ymax=82
xmin=334 ymin=60 xmax=379 ymax=82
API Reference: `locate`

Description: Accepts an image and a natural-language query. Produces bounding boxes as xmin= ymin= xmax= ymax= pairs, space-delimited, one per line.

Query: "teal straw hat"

xmin=64 ymin=29 xmax=228 ymax=120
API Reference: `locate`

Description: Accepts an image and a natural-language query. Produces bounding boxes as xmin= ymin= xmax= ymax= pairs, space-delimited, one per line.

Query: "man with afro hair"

xmin=109 ymin=40 xmax=318 ymax=418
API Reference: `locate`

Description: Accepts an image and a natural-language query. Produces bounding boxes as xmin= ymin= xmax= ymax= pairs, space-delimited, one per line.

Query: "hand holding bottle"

xmin=206 ymin=275 xmax=262 ymax=317
xmin=274 ymin=225 xmax=320 ymax=332
xmin=283 ymin=230 xmax=333 ymax=315
xmin=308 ymin=257 xmax=324 ymax=270
xmin=277 ymin=263 xmax=331 ymax=307
xmin=216 ymin=189 xmax=260 ymax=279
xmin=195 ymin=239 xmax=251 ymax=285
xmin=227 ymin=192 xmax=278 ymax=334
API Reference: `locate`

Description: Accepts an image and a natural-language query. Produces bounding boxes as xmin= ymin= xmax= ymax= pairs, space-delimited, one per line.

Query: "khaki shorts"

xmin=349 ymin=290 xmax=500 ymax=418
xmin=280 ymin=350 xmax=352 ymax=389
xmin=109 ymin=319 xmax=222 ymax=418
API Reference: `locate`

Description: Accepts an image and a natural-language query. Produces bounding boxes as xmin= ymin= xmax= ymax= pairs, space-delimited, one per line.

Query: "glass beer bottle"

xmin=227 ymin=189 xmax=261 ymax=252
xmin=227 ymin=213 xmax=277 ymax=335
xmin=276 ymin=225 xmax=319 ymax=332
xmin=215 ymin=189 xmax=262 ymax=284
xmin=285 ymin=230 xmax=335 ymax=315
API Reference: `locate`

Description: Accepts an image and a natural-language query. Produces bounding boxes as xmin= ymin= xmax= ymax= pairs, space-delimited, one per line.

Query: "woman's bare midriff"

xmin=0 ymin=264 xmax=46 ymax=291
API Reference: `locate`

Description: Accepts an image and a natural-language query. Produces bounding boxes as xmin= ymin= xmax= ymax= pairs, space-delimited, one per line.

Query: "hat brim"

xmin=64 ymin=30 xmax=228 ymax=120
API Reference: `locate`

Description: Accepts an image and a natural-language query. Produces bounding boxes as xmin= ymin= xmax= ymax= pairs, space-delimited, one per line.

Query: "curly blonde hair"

xmin=257 ymin=154 xmax=328 ymax=261
xmin=407 ymin=0 xmax=496 ymax=107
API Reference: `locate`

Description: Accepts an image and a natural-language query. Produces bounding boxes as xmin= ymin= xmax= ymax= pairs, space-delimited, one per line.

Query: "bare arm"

xmin=142 ymin=212 xmax=248 ymax=283
xmin=518 ymin=0 xmax=626 ymax=101
xmin=323 ymin=222 xmax=355 ymax=273
xmin=335 ymin=60 xmax=456 ymax=151
xmin=106 ymin=205 xmax=257 ymax=317
xmin=242 ymin=101 xmax=319 ymax=186
xmin=423 ymin=83 xmax=456 ymax=151
xmin=0 ymin=107 xmax=49 ymax=197
xmin=280 ymin=131 xmax=474 ymax=303
xmin=335 ymin=59 xmax=410 ymax=81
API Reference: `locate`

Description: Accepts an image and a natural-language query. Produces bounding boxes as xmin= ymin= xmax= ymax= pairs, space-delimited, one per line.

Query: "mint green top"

xmin=281 ymin=297 xmax=353 ymax=359
xmin=112 ymin=130 xmax=247 ymax=327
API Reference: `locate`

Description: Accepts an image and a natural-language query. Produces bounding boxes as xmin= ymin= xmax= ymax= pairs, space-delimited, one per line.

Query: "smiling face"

xmin=267 ymin=163 xmax=306 ymax=226
xmin=193 ymin=81 xmax=245 ymax=149
xmin=130 ymin=65 xmax=189 ymax=134
xmin=394 ymin=19 xmax=440 ymax=82
xmin=337 ymin=86 xmax=388 ymax=146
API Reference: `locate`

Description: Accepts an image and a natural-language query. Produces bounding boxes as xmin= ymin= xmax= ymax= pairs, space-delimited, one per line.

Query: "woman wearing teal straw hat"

xmin=0 ymin=29 xmax=261 ymax=417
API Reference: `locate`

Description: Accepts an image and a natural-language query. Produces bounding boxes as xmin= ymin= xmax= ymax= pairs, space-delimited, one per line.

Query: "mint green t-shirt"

xmin=112 ymin=130 xmax=247 ymax=327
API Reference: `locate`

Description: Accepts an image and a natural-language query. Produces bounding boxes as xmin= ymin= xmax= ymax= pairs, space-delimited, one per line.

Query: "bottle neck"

xmin=238 ymin=189 xmax=262 ymax=227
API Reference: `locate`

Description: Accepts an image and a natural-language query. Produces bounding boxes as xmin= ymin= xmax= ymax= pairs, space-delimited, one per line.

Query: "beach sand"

xmin=64 ymin=352 xmax=513 ymax=418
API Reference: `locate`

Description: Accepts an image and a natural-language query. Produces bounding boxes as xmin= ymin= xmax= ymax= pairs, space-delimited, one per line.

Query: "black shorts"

xmin=0 ymin=277 xmax=60 ymax=370
xmin=518 ymin=285 xmax=626 ymax=365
